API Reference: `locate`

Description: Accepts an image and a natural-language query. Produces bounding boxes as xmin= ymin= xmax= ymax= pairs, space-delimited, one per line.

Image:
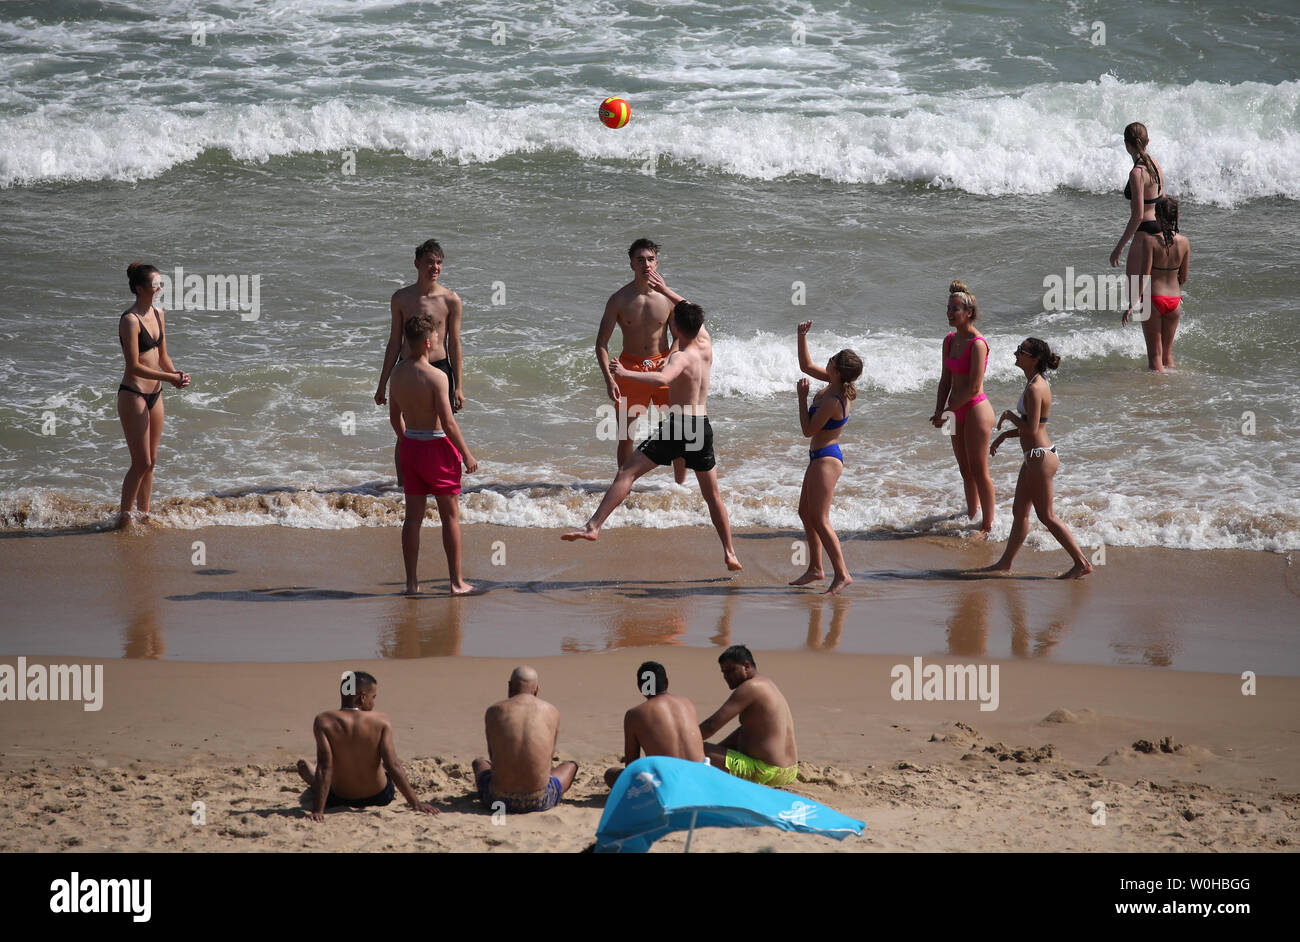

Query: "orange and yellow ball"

xmin=599 ymin=97 xmax=630 ymax=129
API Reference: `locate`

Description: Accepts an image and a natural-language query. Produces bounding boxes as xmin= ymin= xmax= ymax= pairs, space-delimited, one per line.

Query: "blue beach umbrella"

xmin=594 ymin=755 xmax=865 ymax=853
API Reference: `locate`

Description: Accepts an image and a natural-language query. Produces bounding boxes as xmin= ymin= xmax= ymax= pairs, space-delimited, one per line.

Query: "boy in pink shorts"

xmin=389 ymin=314 xmax=478 ymax=595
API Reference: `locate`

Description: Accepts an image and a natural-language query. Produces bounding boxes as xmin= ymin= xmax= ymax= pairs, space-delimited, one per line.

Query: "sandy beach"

xmin=1 ymin=525 xmax=1296 ymax=853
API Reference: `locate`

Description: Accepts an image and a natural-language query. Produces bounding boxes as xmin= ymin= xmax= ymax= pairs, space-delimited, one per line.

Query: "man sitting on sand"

xmin=604 ymin=660 xmax=706 ymax=788
xmin=296 ymin=670 xmax=438 ymax=821
xmin=389 ymin=314 xmax=478 ymax=595
xmin=563 ymin=301 xmax=742 ymax=572
xmin=700 ymin=645 xmax=799 ymax=788
xmin=473 ymin=666 xmax=578 ymax=814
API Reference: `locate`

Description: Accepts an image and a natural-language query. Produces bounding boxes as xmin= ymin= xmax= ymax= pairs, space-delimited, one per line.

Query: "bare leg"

xmin=562 ymin=452 xmax=657 ymax=541
xmin=137 ymin=395 xmax=164 ymax=512
xmin=1140 ymin=311 xmax=1164 ymax=372
xmin=694 ymin=467 xmax=742 ymax=571
xmin=1160 ymin=307 xmax=1180 ymax=369
xmin=804 ymin=458 xmax=850 ymax=594
xmin=401 ymin=492 xmax=427 ymax=595
xmin=552 ymin=760 xmax=579 ymax=794
xmin=117 ymin=390 xmax=153 ymax=522
xmin=435 ymin=493 xmax=472 ymax=594
xmin=790 ymin=466 xmax=824 ymax=585
xmin=604 ymin=766 xmax=623 ymax=788
xmin=963 ymin=401 xmax=995 ymax=535
xmin=980 ymin=463 xmax=1030 ymax=572
xmin=296 ymin=759 xmax=316 ymax=788
xmin=672 ymin=457 xmax=687 ymax=485
xmin=1026 ymin=452 xmax=1093 ymax=579
xmin=950 ymin=420 xmax=978 ymax=520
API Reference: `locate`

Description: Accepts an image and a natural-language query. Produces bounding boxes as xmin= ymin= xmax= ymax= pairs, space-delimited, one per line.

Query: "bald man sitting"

xmin=472 ymin=666 xmax=578 ymax=814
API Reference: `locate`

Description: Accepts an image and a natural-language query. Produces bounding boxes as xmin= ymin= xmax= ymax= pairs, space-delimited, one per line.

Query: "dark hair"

xmin=1154 ymin=195 xmax=1179 ymax=250
xmin=415 ymin=239 xmax=444 ymax=261
xmin=404 ymin=313 xmax=434 ymax=347
xmin=832 ymin=349 xmax=863 ymax=402
xmin=127 ymin=261 xmax=160 ymax=296
xmin=637 ymin=661 xmax=668 ymax=696
xmin=628 ymin=238 xmax=660 ymax=259
xmin=948 ymin=279 xmax=979 ymax=321
xmin=672 ymin=300 xmax=704 ymax=338
xmin=342 ymin=670 xmax=377 ymax=695
xmin=1020 ymin=337 xmax=1060 ymax=375
xmin=1123 ymin=122 xmax=1162 ymax=199
xmin=719 ymin=645 xmax=755 ymax=668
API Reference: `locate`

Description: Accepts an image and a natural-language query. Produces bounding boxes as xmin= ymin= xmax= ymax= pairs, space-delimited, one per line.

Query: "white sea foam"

xmin=3 ymin=79 xmax=1297 ymax=204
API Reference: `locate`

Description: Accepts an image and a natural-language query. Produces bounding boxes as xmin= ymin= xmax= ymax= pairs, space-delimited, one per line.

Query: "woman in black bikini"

xmin=981 ymin=339 xmax=1091 ymax=580
xmin=117 ymin=262 xmax=190 ymax=527
xmin=1109 ymin=122 xmax=1164 ymax=317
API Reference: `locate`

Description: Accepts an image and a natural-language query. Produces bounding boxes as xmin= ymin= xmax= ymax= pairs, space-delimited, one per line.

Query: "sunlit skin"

xmin=116 ymin=271 xmax=190 ymax=529
xmin=930 ymin=296 xmax=994 ymax=535
xmin=1110 ymin=138 xmax=1163 ymax=313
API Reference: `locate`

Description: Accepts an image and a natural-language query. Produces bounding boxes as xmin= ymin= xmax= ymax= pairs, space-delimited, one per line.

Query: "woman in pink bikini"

xmin=930 ymin=280 xmax=995 ymax=535
xmin=116 ymin=262 xmax=190 ymax=528
xmin=1126 ymin=196 xmax=1189 ymax=373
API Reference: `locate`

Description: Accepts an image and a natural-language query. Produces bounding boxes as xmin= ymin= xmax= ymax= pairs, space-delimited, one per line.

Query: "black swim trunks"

xmin=430 ymin=356 xmax=459 ymax=412
xmin=637 ymin=413 xmax=716 ymax=472
xmin=324 ymin=775 xmax=395 ymax=809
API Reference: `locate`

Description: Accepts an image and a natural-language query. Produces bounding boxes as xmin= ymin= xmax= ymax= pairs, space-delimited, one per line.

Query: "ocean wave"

xmin=3 ymin=78 xmax=1297 ymax=204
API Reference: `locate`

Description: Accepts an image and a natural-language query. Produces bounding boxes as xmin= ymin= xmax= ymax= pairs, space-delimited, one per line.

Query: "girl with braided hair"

xmin=1109 ymin=122 xmax=1165 ymax=318
xmin=1127 ymin=196 xmax=1190 ymax=372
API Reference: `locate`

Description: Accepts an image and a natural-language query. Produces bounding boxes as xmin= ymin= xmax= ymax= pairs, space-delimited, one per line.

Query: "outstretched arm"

xmin=611 ymin=350 xmax=686 ymax=386
xmin=379 ymin=722 xmax=438 ymax=815
xmin=375 ymin=295 xmax=404 ymax=405
xmin=699 ymin=686 xmax=751 ymax=741
xmin=797 ymin=320 xmax=831 ymax=380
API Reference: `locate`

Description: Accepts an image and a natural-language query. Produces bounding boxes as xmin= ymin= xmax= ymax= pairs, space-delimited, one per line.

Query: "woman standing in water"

xmin=981 ymin=338 xmax=1091 ymax=579
xmin=116 ymin=262 xmax=190 ymax=527
xmin=1110 ymin=121 xmax=1165 ymax=319
xmin=791 ymin=320 xmax=862 ymax=595
xmin=1126 ymin=195 xmax=1190 ymax=372
xmin=930 ymin=280 xmax=995 ymax=535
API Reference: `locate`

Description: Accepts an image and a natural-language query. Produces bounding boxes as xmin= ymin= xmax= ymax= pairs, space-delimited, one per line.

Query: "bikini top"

xmin=120 ymin=310 xmax=162 ymax=354
xmin=1123 ymin=163 xmax=1163 ymax=204
xmin=944 ymin=332 xmax=988 ymax=376
xmin=1150 ymin=241 xmax=1182 ymax=270
xmin=1017 ymin=373 xmax=1049 ymax=423
xmin=809 ymin=393 xmax=848 ymax=430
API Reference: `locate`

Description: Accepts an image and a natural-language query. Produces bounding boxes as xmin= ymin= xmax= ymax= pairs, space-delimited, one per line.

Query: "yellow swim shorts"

xmin=725 ymin=749 xmax=797 ymax=788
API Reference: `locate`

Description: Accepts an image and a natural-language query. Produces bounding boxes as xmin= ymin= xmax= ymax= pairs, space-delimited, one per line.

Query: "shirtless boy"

xmin=596 ymin=238 xmax=686 ymax=483
xmin=389 ymin=314 xmax=478 ymax=595
xmin=295 ymin=670 xmax=437 ymax=821
xmin=564 ymin=300 xmax=742 ymax=572
xmin=604 ymin=661 xmax=706 ymax=788
xmin=473 ymin=666 xmax=578 ymax=814
xmin=700 ymin=645 xmax=799 ymax=788
xmin=375 ymin=239 xmax=464 ymax=484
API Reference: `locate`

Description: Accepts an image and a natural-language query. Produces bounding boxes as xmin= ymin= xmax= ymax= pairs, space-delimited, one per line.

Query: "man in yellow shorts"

xmin=595 ymin=238 xmax=687 ymax=483
xmin=700 ymin=645 xmax=799 ymax=788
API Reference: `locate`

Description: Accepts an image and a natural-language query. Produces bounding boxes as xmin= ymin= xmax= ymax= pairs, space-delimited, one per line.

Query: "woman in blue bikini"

xmin=791 ymin=320 xmax=862 ymax=595
xmin=981 ymin=338 xmax=1091 ymax=579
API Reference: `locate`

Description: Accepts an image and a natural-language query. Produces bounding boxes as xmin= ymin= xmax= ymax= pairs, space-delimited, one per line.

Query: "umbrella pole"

xmin=684 ymin=810 xmax=698 ymax=854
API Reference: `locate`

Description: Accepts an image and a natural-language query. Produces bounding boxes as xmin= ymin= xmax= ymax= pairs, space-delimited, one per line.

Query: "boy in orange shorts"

xmin=389 ymin=314 xmax=478 ymax=595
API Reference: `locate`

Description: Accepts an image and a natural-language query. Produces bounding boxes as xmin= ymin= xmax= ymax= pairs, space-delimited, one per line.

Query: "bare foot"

xmin=724 ymin=551 xmax=743 ymax=572
xmin=789 ymin=569 xmax=824 ymax=586
xmin=972 ymin=527 xmax=992 ymax=541
xmin=113 ymin=511 xmax=132 ymax=530
xmin=296 ymin=759 xmax=314 ymax=788
xmin=450 ymin=580 xmax=474 ymax=595
xmin=974 ymin=562 xmax=1012 ymax=574
xmin=561 ymin=525 xmax=599 ymax=542
xmin=1058 ymin=561 xmax=1094 ymax=580
xmin=403 ymin=583 xmax=420 ymax=596
xmin=825 ymin=574 xmax=852 ymax=595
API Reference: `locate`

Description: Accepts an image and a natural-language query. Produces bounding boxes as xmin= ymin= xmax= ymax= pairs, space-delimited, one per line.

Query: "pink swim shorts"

xmin=400 ymin=434 xmax=462 ymax=496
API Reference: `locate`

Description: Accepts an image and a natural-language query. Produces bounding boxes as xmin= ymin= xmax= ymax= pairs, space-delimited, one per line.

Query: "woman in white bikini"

xmin=980 ymin=338 xmax=1091 ymax=579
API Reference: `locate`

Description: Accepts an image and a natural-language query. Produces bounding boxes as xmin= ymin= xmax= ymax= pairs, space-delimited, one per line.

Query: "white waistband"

xmin=404 ymin=429 xmax=446 ymax=441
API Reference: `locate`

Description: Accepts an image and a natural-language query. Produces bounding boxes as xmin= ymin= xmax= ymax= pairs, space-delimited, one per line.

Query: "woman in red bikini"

xmin=1126 ymin=196 xmax=1189 ymax=373
xmin=116 ymin=262 xmax=190 ymax=528
xmin=930 ymin=280 xmax=995 ymax=535
xmin=1109 ymin=122 xmax=1165 ymax=312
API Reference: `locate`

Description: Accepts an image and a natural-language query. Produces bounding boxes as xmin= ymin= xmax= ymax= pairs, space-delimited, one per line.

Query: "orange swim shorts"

xmin=617 ymin=351 xmax=670 ymax=412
